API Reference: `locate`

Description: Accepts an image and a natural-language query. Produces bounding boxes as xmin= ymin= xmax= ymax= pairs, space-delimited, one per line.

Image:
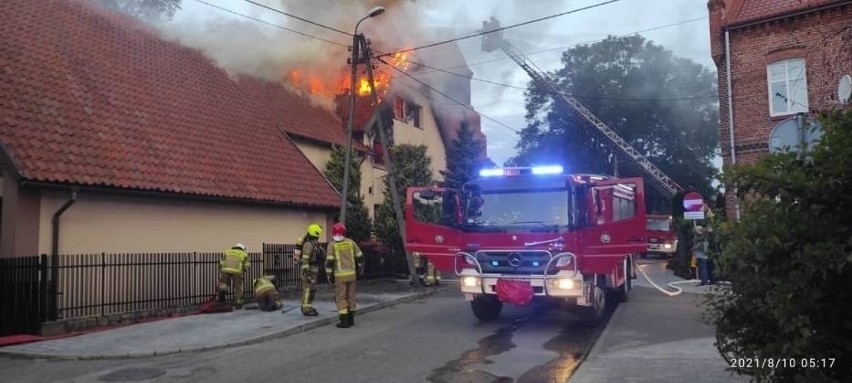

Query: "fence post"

xmin=101 ymin=253 xmax=106 ymax=317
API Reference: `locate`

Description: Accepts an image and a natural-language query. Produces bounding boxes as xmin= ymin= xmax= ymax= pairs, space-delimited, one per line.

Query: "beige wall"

xmin=37 ymin=191 xmax=331 ymax=255
xmin=391 ymin=93 xmax=447 ymax=182
xmin=1 ymin=173 xmax=41 ymax=258
xmin=293 ymin=140 xmax=332 ymax=175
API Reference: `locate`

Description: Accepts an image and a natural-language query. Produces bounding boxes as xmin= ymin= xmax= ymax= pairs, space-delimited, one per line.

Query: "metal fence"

xmin=0 ymin=255 xmax=50 ymax=336
xmin=0 ymin=241 xmax=397 ymax=335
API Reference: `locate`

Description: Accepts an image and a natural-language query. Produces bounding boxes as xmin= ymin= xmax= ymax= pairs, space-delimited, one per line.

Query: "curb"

xmin=568 ymin=301 xmax=625 ymax=382
xmin=0 ymin=286 xmax=448 ymax=361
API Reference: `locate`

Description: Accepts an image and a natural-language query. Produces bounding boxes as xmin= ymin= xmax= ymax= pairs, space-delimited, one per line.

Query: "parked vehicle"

xmin=643 ymin=215 xmax=677 ymax=258
xmin=404 ymin=166 xmax=646 ymax=324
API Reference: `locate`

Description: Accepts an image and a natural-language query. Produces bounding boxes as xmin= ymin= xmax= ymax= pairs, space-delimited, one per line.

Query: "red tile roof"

xmin=0 ymin=0 xmax=342 ymax=208
xmin=726 ymin=0 xmax=844 ymax=25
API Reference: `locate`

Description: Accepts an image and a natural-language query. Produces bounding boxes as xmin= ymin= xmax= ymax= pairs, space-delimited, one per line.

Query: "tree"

xmin=709 ymin=110 xmax=852 ymax=382
xmin=323 ymin=146 xmax=372 ymax=242
xmin=92 ymin=0 xmax=182 ymax=22
xmin=440 ymin=121 xmax=487 ymax=190
xmin=374 ymin=144 xmax=433 ymax=271
xmin=510 ymin=35 xmax=719 ymax=212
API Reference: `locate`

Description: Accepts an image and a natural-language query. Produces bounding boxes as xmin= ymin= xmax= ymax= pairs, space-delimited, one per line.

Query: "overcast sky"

xmin=169 ymin=0 xmax=717 ymax=167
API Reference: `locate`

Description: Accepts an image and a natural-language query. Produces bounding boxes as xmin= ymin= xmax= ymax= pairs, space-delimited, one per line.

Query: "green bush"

xmin=708 ymin=110 xmax=852 ymax=382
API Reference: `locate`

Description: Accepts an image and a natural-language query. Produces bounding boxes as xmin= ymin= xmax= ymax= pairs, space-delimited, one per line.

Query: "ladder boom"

xmin=483 ymin=19 xmax=683 ymax=197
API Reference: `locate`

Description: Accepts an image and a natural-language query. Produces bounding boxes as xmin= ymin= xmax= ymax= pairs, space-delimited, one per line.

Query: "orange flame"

xmin=284 ymin=50 xmax=412 ymax=103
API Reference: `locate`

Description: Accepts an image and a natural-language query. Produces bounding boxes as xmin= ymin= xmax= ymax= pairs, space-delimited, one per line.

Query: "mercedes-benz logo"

xmin=508 ymin=252 xmax=523 ymax=267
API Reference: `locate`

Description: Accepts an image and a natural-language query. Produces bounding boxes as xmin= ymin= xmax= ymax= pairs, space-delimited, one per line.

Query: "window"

xmin=406 ymin=102 xmax=421 ymax=128
xmin=392 ymin=96 xmax=405 ymax=120
xmin=372 ymin=141 xmax=384 ymax=165
xmin=613 ymin=196 xmax=635 ymax=221
xmin=768 ymin=58 xmax=808 ymax=116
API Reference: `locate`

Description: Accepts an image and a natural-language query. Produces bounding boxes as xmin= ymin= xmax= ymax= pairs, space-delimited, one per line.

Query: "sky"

xmin=166 ymin=0 xmax=718 ymax=167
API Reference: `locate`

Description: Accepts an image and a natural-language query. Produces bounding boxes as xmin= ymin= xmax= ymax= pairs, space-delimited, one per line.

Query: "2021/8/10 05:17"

xmin=729 ymin=357 xmax=836 ymax=369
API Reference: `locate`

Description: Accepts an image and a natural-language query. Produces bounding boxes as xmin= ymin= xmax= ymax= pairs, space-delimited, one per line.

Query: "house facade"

xmin=0 ymin=0 xmax=346 ymax=257
xmin=708 ymin=0 xmax=852 ymax=218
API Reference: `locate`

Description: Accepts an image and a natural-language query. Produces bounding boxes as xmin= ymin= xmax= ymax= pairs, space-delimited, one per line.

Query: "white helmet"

xmin=234 ymin=243 xmax=246 ymax=251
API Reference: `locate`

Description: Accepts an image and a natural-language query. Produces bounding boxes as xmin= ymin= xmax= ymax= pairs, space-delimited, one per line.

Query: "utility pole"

xmin=349 ymin=35 xmax=420 ymax=286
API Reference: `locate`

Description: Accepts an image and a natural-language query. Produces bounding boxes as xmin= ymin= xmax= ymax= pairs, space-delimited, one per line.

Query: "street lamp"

xmin=340 ymin=6 xmax=385 ymax=224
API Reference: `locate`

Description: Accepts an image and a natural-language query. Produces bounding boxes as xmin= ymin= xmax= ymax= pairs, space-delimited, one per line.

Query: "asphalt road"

xmin=0 ymin=287 xmax=613 ymax=383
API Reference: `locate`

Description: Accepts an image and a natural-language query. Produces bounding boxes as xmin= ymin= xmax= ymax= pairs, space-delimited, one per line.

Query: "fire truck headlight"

xmin=462 ymin=276 xmax=480 ymax=287
xmin=664 ymin=243 xmax=673 ymax=249
xmin=558 ymin=278 xmax=575 ymax=289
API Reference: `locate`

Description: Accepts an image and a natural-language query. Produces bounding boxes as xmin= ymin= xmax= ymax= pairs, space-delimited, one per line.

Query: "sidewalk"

xmin=569 ymin=260 xmax=747 ymax=383
xmin=0 ymin=280 xmax=444 ymax=360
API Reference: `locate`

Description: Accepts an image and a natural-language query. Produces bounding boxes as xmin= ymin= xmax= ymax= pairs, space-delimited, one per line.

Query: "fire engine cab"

xmin=404 ymin=166 xmax=647 ymax=324
xmin=644 ymin=215 xmax=677 ymax=258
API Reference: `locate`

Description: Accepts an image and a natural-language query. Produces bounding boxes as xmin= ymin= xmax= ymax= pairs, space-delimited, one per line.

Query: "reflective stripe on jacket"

xmin=253 ymin=276 xmax=276 ymax=295
xmin=220 ymin=248 xmax=249 ymax=274
xmin=325 ymin=238 xmax=362 ymax=280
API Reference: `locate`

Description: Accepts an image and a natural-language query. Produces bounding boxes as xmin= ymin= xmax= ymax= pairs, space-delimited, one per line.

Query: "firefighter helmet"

xmin=234 ymin=243 xmax=246 ymax=251
xmin=307 ymin=223 xmax=323 ymax=237
xmin=332 ymin=223 xmax=347 ymax=237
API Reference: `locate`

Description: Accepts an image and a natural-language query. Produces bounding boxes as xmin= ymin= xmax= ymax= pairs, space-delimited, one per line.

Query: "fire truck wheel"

xmin=578 ymin=285 xmax=606 ymax=325
xmin=615 ymin=257 xmax=632 ymax=303
xmin=471 ymin=295 xmax=503 ymax=321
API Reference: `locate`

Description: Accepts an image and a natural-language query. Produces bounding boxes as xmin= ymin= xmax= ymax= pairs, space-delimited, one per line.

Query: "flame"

xmin=284 ymin=50 xmax=412 ymax=103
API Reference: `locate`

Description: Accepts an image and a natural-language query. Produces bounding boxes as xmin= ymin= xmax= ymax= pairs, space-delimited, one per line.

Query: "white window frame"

xmin=767 ymin=58 xmax=808 ymax=117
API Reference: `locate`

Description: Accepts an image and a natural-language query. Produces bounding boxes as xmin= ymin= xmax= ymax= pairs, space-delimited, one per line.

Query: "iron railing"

xmin=0 ymin=255 xmax=50 ymax=336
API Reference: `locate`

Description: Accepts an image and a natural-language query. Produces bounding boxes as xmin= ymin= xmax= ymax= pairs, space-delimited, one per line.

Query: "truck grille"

xmin=476 ymin=250 xmax=553 ymax=275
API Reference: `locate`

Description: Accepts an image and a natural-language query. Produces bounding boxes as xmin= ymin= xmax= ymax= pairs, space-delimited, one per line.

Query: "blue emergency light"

xmin=478 ymin=165 xmax=564 ymax=177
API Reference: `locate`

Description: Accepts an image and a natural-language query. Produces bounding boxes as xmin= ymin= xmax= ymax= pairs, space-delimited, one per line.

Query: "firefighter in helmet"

xmin=325 ymin=223 xmax=363 ymax=328
xmin=298 ymin=223 xmax=324 ymax=316
xmin=219 ymin=243 xmax=250 ymax=308
xmin=253 ymin=275 xmax=283 ymax=311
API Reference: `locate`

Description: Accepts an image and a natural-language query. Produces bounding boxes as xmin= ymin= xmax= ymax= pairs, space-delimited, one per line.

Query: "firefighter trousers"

xmin=256 ymin=290 xmax=283 ymax=311
xmin=300 ymin=266 xmax=319 ymax=311
xmin=218 ymin=272 xmax=244 ymax=304
xmin=334 ymin=278 xmax=356 ymax=315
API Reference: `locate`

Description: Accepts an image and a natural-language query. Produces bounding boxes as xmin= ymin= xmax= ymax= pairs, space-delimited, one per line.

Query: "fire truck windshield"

xmin=647 ymin=217 xmax=671 ymax=231
xmin=464 ymin=188 xmax=571 ymax=231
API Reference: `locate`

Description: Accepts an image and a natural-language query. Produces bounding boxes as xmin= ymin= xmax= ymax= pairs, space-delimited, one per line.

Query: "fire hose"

xmin=634 ymin=261 xmax=699 ymax=297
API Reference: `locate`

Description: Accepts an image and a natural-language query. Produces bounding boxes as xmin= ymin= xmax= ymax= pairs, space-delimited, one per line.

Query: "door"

xmin=580 ymin=178 xmax=647 ymax=274
xmin=404 ymin=187 xmax=462 ymax=272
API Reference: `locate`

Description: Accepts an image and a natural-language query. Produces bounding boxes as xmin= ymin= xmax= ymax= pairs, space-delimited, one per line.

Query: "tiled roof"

xmin=726 ymin=0 xmax=844 ymax=25
xmin=0 ymin=0 xmax=342 ymax=208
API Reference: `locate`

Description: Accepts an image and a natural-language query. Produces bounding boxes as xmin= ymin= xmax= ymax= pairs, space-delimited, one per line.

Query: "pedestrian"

xmin=692 ymin=226 xmax=714 ymax=285
xmin=297 ymin=223 xmax=324 ymax=316
xmin=253 ymin=275 xmax=283 ymax=312
xmin=218 ymin=243 xmax=250 ymax=309
xmin=325 ymin=223 xmax=364 ymax=328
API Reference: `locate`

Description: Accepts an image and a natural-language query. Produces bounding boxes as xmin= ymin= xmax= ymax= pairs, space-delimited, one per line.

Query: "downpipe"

xmin=51 ymin=190 xmax=78 ymax=257
xmin=49 ymin=189 xmax=77 ymax=320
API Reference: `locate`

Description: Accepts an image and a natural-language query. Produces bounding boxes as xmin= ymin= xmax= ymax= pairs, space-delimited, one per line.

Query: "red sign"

xmin=683 ymin=192 xmax=704 ymax=212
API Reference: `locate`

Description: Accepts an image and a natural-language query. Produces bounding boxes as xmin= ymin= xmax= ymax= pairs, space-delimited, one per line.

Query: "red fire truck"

xmin=644 ymin=215 xmax=677 ymax=258
xmin=404 ymin=166 xmax=647 ymax=324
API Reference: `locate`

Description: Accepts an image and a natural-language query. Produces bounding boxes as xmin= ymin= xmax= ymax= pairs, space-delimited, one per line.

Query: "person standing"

xmin=692 ymin=226 xmax=713 ymax=285
xmin=325 ymin=223 xmax=363 ymax=328
xmin=219 ymin=243 xmax=250 ymax=309
xmin=298 ymin=224 xmax=324 ymax=316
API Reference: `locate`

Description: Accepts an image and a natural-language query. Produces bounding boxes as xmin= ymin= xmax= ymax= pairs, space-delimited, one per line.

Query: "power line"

xmin=394 ymin=54 xmax=717 ymax=102
xmin=376 ymin=0 xmax=623 ymax=58
xmin=241 ymin=0 xmax=351 ymax=36
xmin=419 ymin=16 xmax=709 ymax=73
xmin=191 ymin=0 xmax=347 ymax=47
xmin=376 ymin=58 xmax=522 ymax=134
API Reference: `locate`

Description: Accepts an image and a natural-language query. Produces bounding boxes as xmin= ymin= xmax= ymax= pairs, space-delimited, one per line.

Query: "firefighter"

xmin=325 ymin=223 xmax=363 ymax=328
xmin=411 ymin=252 xmax=440 ymax=286
xmin=298 ymin=223 xmax=324 ymax=316
xmin=253 ymin=275 xmax=283 ymax=311
xmin=219 ymin=243 xmax=250 ymax=309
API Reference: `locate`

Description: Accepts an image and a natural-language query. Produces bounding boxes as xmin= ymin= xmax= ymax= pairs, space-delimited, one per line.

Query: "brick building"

xmin=708 ymin=0 xmax=851 ymax=218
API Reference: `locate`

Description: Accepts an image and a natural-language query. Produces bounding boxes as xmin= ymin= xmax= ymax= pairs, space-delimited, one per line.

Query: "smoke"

xmin=153 ymin=0 xmax=434 ymax=109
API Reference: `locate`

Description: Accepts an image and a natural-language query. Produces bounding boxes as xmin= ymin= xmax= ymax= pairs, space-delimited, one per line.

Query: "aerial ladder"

xmin=481 ymin=18 xmax=684 ymax=197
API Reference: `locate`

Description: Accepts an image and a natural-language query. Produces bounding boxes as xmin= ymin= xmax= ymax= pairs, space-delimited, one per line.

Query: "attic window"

xmin=391 ymin=96 xmax=422 ymax=128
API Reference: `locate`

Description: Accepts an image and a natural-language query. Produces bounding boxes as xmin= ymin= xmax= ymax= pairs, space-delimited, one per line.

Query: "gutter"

xmin=723 ymin=28 xmax=741 ymax=220
xmin=727 ymin=1 xmax=851 ymax=30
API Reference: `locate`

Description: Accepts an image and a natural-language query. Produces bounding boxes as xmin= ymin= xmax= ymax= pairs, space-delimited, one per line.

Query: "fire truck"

xmin=405 ymin=167 xmax=646 ymax=323
xmin=644 ymin=215 xmax=677 ymax=258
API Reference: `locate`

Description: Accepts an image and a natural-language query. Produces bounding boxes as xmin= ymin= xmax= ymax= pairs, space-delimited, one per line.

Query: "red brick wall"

xmin=710 ymin=3 xmax=852 ymax=218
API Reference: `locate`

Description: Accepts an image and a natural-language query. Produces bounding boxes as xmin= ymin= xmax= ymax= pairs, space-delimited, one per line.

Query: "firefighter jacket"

xmin=220 ymin=248 xmax=250 ymax=275
xmin=253 ymin=276 xmax=276 ymax=295
xmin=325 ymin=238 xmax=363 ymax=281
xmin=300 ymin=238 xmax=324 ymax=270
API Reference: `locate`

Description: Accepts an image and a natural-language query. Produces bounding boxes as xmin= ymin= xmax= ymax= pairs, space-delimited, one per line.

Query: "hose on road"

xmin=634 ymin=262 xmax=699 ymax=297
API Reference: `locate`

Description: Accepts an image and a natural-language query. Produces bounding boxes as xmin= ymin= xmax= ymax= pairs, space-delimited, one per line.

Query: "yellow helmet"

xmin=307 ymin=223 xmax=323 ymax=237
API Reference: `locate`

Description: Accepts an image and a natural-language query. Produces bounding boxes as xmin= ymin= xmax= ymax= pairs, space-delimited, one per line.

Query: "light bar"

xmin=531 ymin=165 xmax=564 ymax=175
xmin=479 ymin=168 xmax=504 ymax=177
